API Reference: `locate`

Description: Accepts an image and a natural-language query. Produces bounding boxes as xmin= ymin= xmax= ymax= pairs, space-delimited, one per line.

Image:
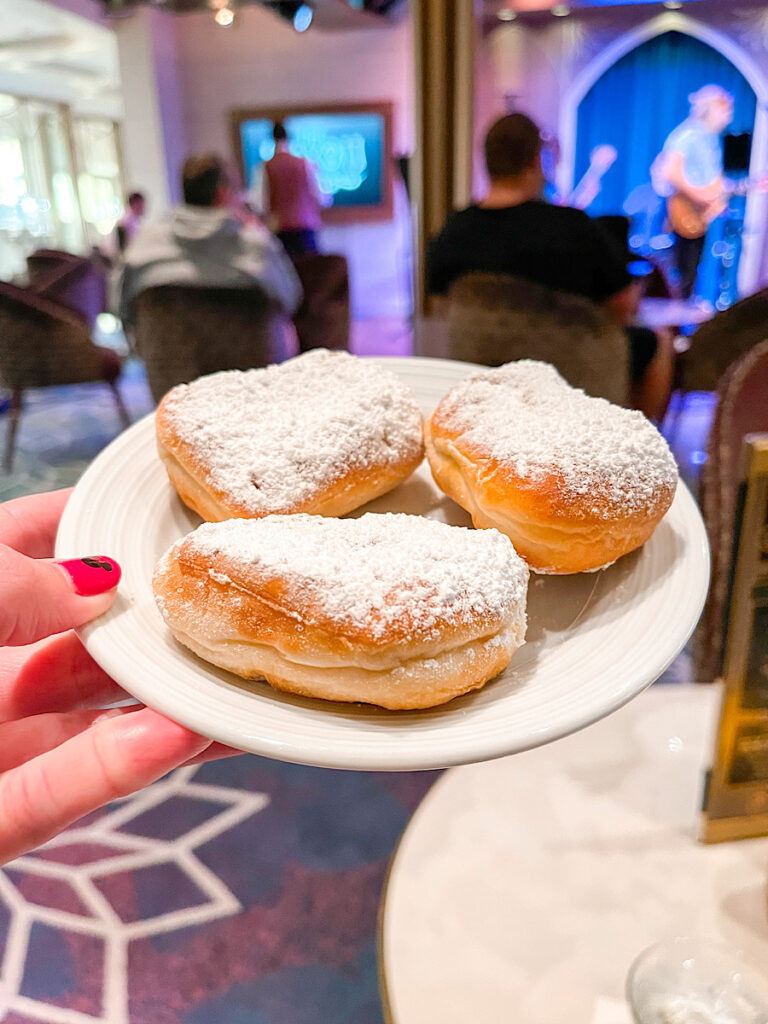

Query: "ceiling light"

xmin=215 ymin=7 xmax=234 ymax=25
xmin=293 ymin=3 xmax=313 ymax=30
xmin=497 ymin=6 xmax=517 ymax=19
xmin=551 ymin=4 xmax=570 ymax=14
xmin=663 ymin=0 xmax=682 ymax=7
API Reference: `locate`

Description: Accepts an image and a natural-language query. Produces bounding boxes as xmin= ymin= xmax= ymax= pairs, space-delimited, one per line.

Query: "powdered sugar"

xmin=162 ymin=349 xmax=423 ymax=514
xmin=437 ymin=360 xmax=678 ymax=517
xmin=208 ymin=570 xmax=232 ymax=586
xmin=182 ymin=512 xmax=529 ymax=640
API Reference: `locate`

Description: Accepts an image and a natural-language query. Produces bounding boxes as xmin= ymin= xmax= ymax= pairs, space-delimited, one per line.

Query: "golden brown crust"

xmin=164 ymin=532 xmax=515 ymax=659
xmin=424 ymin=412 xmax=675 ymax=574
xmin=154 ymin=366 xmax=425 ymax=522
xmin=156 ymin=425 xmax=424 ymax=523
xmin=152 ymin=542 xmax=526 ymax=710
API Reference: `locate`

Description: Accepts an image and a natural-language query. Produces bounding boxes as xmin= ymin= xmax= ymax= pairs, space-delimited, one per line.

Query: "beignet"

xmin=424 ymin=360 xmax=678 ymax=574
xmin=156 ymin=349 xmax=424 ymax=521
xmin=153 ymin=513 xmax=529 ymax=710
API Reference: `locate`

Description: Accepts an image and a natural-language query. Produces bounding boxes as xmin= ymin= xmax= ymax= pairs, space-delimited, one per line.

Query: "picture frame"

xmin=230 ymin=101 xmax=395 ymax=226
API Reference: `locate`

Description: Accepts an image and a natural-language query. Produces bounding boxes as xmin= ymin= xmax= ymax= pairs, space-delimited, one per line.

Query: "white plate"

xmin=55 ymin=357 xmax=710 ymax=772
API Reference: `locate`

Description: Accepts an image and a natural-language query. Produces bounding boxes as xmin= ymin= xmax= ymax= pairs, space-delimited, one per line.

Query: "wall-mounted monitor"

xmin=230 ymin=101 xmax=394 ymax=225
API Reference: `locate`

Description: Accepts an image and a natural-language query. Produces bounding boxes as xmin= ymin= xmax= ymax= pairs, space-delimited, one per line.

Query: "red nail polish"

xmin=58 ymin=557 xmax=122 ymax=596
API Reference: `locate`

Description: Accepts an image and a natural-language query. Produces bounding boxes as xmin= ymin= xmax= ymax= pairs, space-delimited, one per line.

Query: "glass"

xmin=40 ymin=107 xmax=84 ymax=254
xmin=0 ymin=94 xmax=84 ymax=278
xmin=0 ymin=95 xmax=124 ymax=276
xmin=72 ymin=117 xmax=124 ymax=246
xmin=626 ymin=936 xmax=768 ymax=1024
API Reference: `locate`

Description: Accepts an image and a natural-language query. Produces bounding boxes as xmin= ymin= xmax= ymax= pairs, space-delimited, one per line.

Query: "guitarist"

xmin=655 ymin=85 xmax=734 ymax=299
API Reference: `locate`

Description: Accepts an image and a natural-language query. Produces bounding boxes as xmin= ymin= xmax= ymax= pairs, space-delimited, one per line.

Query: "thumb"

xmin=0 ymin=545 xmax=121 ymax=647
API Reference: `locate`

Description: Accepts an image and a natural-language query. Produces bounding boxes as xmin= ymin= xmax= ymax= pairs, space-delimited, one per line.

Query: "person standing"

xmin=256 ymin=122 xmax=325 ymax=258
xmin=653 ymin=85 xmax=734 ymax=300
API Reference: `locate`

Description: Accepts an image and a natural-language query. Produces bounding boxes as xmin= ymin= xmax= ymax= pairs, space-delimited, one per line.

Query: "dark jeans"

xmin=674 ymin=233 xmax=706 ymax=300
xmin=625 ymin=326 xmax=658 ymax=384
xmin=277 ymin=229 xmax=318 ymax=258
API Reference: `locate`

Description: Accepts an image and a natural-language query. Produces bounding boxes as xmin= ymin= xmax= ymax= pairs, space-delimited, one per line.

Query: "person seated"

xmin=119 ymin=154 xmax=301 ymax=326
xmin=426 ymin=113 xmax=672 ymax=421
xmin=116 ymin=191 xmax=147 ymax=254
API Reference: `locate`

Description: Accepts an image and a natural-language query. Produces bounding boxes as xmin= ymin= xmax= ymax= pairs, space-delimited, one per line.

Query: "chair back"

xmin=446 ymin=272 xmax=630 ymax=405
xmin=291 ymin=253 xmax=350 ymax=352
xmin=680 ymin=287 xmax=768 ymax=393
xmin=694 ymin=339 xmax=768 ymax=681
xmin=132 ymin=284 xmax=298 ymax=403
xmin=27 ymin=249 xmax=108 ymax=328
xmin=0 ymin=280 xmax=106 ymax=390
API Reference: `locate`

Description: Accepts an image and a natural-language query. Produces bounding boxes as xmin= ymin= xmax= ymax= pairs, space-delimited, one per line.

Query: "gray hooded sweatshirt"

xmin=119 ymin=205 xmax=302 ymax=324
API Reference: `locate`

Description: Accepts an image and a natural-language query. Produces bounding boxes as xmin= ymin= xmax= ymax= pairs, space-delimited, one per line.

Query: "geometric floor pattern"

xmin=1 ymin=766 xmax=269 ymax=1024
xmin=0 ymin=755 xmax=438 ymax=1024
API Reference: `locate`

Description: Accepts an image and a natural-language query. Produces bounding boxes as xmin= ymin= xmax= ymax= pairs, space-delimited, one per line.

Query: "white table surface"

xmin=380 ymin=685 xmax=768 ymax=1024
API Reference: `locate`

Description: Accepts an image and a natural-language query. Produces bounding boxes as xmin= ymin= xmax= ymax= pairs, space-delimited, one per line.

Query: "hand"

xmin=0 ymin=490 xmax=238 ymax=865
xmin=698 ymin=180 xmax=725 ymax=204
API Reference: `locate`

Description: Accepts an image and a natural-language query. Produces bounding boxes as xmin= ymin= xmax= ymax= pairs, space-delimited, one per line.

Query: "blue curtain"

xmin=575 ymin=30 xmax=756 ymax=306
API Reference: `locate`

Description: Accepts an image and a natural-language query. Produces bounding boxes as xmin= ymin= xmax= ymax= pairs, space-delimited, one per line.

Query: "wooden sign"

xmin=701 ymin=435 xmax=768 ymax=842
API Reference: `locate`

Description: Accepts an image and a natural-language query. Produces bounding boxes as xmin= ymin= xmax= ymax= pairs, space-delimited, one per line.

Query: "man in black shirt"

xmin=426 ymin=114 xmax=671 ymax=419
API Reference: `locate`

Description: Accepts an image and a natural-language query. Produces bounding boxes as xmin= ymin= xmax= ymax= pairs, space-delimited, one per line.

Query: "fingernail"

xmin=58 ymin=556 xmax=122 ymax=596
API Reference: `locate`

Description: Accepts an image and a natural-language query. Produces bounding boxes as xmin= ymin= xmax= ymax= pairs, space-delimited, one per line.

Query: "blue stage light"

xmin=294 ymin=3 xmax=312 ymax=30
xmin=628 ymin=259 xmax=653 ymax=277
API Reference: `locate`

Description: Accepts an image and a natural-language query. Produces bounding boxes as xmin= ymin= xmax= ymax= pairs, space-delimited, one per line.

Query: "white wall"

xmin=114 ymin=8 xmax=179 ymax=209
xmin=44 ymin=0 xmax=104 ymax=22
xmin=173 ymin=6 xmax=414 ymax=317
xmin=150 ymin=9 xmax=187 ymax=206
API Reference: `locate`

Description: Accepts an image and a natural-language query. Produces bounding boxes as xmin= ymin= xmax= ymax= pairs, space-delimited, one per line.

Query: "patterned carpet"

xmin=0 ymin=759 xmax=436 ymax=1024
xmin=0 ymin=339 xmax=713 ymax=1023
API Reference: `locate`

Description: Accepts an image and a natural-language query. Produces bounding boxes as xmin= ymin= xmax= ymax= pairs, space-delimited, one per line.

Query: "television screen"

xmin=233 ymin=103 xmax=393 ymax=225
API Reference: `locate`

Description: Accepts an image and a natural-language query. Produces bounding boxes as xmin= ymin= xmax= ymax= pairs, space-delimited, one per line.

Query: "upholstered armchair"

xmin=26 ymin=249 xmax=109 ymax=329
xmin=291 ymin=253 xmax=350 ymax=353
xmin=442 ymin=272 xmax=630 ymax=406
xmin=677 ymin=287 xmax=768 ymax=394
xmin=693 ymin=340 xmax=768 ymax=682
xmin=0 ymin=281 xmax=128 ymax=471
xmin=131 ymin=284 xmax=299 ymax=404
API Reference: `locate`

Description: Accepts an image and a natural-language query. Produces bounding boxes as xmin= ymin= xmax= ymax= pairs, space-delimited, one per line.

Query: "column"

xmin=113 ymin=6 xmax=186 ymax=211
xmin=412 ymin=0 xmax=476 ymax=315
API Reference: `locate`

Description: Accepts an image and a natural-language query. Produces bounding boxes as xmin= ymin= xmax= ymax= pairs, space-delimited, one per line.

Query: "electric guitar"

xmin=666 ymin=177 xmax=768 ymax=239
xmin=651 ymin=151 xmax=768 ymax=239
xmin=563 ymin=144 xmax=618 ymax=210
